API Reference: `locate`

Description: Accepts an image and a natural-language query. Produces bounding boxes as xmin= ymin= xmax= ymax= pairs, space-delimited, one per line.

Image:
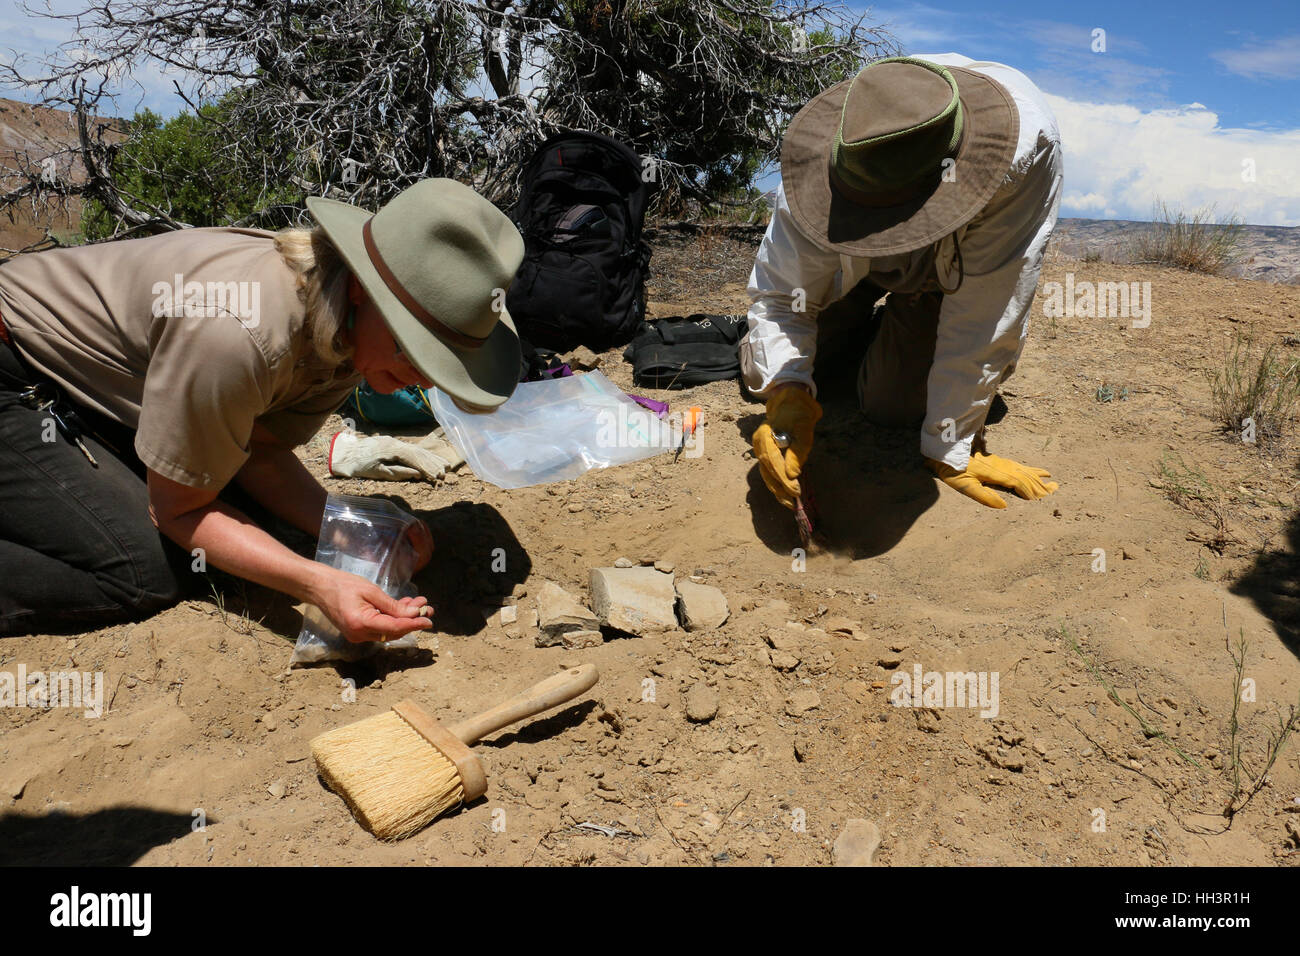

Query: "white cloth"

xmin=328 ymin=428 xmax=465 ymax=482
xmin=744 ymin=52 xmax=1064 ymax=470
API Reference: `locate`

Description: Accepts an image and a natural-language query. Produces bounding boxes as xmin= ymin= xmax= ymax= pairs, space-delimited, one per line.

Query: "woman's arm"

xmin=146 ymin=469 xmax=431 ymax=642
xmin=233 ymin=423 xmax=330 ymax=537
xmin=233 ymin=422 xmax=435 ymax=568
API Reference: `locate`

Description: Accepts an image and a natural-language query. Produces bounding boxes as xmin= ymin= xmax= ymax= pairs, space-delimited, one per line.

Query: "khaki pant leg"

xmin=857 ymin=290 xmax=943 ymax=429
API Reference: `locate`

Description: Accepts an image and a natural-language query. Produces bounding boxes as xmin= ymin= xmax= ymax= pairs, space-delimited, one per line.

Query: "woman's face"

xmin=345 ymin=275 xmax=435 ymax=394
xmin=344 ymin=275 xmax=493 ymax=414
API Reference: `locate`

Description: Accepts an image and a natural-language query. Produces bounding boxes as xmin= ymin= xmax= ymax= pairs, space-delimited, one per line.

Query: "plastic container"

xmin=290 ymin=493 xmax=421 ymax=664
xmin=428 ymin=371 xmax=676 ymax=489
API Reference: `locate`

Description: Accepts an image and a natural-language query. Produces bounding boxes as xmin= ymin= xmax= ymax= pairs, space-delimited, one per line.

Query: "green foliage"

xmin=81 ymin=94 xmax=302 ymax=239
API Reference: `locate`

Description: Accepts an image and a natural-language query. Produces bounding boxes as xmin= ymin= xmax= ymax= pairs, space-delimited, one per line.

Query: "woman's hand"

xmin=311 ymin=566 xmax=434 ymax=644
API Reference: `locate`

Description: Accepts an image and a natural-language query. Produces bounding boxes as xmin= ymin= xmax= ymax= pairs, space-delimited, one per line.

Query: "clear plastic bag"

xmin=428 ymin=371 xmax=677 ymax=489
xmin=290 ymin=493 xmax=421 ymax=665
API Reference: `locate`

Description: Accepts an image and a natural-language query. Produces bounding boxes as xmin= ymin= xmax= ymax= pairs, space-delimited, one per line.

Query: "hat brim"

xmin=306 ymin=196 xmax=520 ymax=409
xmin=781 ymin=65 xmax=1020 ymax=257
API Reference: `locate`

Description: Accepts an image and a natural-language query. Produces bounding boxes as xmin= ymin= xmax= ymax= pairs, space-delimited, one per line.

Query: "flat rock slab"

xmin=675 ymin=580 xmax=729 ymax=631
xmin=536 ymin=581 xmax=599 ymax=642
xmin=832 ymin=819 xmax=881 ymax=866
xmin=589 ymin=567 xmax=678 ymax=636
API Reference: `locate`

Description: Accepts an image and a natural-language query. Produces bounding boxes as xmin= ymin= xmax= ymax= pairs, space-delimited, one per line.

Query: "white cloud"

xmin=1062 ymin=191 xmax=1112 ymax=216
xmin=1212 ymin=35 xmax=1300 ymax=81
xmin=1046 ymin=93 xmax=1300 ymax=226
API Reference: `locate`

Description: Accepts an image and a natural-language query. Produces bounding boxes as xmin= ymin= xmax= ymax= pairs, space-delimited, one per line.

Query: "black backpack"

xmin=505 ymin=130 xmax=653 ymax=353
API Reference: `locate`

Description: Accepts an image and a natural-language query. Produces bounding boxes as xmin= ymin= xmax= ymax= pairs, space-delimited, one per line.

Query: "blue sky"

xmin=3 ymin=0 xmax=1298 ymax=224
xmin=862 ymin=0 xmax=1300 ymax=224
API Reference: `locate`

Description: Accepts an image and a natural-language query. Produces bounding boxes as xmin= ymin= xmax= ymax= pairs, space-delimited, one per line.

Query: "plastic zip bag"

xmin=428 ymin=370 xmax=677 ymax=489
xmin=290 ymin=493 xmax=421 ymax=664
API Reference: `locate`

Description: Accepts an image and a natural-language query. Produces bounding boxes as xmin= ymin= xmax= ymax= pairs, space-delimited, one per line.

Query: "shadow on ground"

xmin=0 ymin=807 xmax=201 ymax=866
xmin=1232 ymin=467 xmax=1300 ymax=657
xmin=199 ymin=499 xmax=532 ymax=642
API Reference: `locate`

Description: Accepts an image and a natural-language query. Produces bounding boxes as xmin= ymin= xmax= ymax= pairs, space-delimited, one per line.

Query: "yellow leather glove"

xmin=926 ymin=452 xmax=1059 ymax=509
xmin=752 ymin=385 xmax=822 ymax=510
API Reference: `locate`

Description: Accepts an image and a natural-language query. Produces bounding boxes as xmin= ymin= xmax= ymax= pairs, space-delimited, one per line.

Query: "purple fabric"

xmin=539 ymin=364 xmax=573 ymax=379
xmin=630 ymin=395 xmax=669 ymax=418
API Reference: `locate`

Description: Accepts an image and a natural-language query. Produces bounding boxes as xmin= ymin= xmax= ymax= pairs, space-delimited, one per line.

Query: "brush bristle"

xmin=312 ymin=710 xmax=464 ymax=840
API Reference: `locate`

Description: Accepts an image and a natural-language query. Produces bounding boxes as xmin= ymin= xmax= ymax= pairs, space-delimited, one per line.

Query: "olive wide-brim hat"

xmin=307 ymin=178 xmax=525 ymax=409
xmin=781 ymin=57 xmax=1020 ymax=257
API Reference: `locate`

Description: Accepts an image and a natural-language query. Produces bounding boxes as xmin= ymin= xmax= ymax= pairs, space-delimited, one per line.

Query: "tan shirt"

xmin=0 ymin=227 xmax=362 ymax=488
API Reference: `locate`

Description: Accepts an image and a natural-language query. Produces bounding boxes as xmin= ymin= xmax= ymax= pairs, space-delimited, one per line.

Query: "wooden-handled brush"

xmin=311 ymin=664 xmax=599 ymax=840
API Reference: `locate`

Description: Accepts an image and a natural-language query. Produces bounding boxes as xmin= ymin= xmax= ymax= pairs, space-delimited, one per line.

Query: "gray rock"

xmin=536 ymin=581 xmax=599 ymax=644
xmin=589 ymin=567 xmax=678 ymax=636
xmin=614 ymin=557 xmax=635 ymax=568
xmin=832 ymin=819 xmax=881 ymax=866
xmin=685 ymin=684 xmax=719 ymax=723
xmin=675 ymin=580 xmax=730 ymax=632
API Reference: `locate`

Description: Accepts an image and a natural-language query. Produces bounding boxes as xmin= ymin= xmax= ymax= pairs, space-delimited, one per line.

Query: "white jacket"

xmin=744 ymin=53 xmax=1064 ymax=470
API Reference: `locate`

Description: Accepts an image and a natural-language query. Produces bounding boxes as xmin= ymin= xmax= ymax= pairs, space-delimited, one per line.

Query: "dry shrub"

xmin=1128 ymin=200 xmax=1243 ymax=275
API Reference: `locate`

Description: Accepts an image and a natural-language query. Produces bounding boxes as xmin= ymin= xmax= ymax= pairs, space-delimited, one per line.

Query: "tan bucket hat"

xmin=781 ymin=56 xmax=1020 ymax=257
xmin=306 ymin=178 xmax=524 ymax=409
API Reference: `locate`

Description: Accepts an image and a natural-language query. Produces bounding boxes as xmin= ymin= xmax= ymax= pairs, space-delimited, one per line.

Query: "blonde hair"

xmin=274 ymin=226 xmax=353 ymax=366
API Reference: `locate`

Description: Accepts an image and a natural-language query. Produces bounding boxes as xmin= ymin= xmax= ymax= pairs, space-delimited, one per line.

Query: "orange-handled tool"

xmin=674 ymin=405 xmax=703 ymax=463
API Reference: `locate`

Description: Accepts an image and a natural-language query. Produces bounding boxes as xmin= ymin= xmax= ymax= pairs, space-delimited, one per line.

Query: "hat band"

xmin=361 ymin=217 xmax=488 ymax=351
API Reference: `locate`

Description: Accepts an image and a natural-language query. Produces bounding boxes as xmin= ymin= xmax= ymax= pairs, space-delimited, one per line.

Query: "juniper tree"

xmin=1 ymin=0 xmax=893 ymax=245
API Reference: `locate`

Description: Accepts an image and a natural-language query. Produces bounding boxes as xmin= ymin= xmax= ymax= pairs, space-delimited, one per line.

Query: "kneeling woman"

xmin=0 ymin=179 xmax=523 ymax=641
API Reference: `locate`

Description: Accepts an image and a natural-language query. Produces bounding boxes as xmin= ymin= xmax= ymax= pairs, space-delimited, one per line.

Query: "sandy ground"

xmin=2 ymin=235 xmax=1299 ymax=866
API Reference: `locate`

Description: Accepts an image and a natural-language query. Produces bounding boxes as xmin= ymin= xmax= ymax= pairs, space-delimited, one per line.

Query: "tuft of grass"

xmin=1154 ymin=454 xmax=1238 ymax=554
xmin=1156 ymin=453 xmax=1214 ymax=507
xmin=207 ymin=577 xmax=264 ymax=637
xmin=1127 ymin=200 xmax=1244 ymax=275
xmin=1206 ymin=333 xmax=1300 ymax=447
xmin=1222 ymin=626 xmax=1300 ymax=820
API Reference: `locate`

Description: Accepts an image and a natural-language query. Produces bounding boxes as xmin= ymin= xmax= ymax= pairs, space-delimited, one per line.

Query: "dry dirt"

xmin=3 ymin=234 xmax=1300 ymax=867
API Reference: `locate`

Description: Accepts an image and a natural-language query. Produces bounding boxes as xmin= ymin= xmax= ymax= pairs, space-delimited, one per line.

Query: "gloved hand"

xmin=328 ymin=429 xmax=463 ymax=482
xmin=926 ymin=452 xmax=1058 ymax=509
xmin=752 ymin=384 xmax=822 ymax=510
